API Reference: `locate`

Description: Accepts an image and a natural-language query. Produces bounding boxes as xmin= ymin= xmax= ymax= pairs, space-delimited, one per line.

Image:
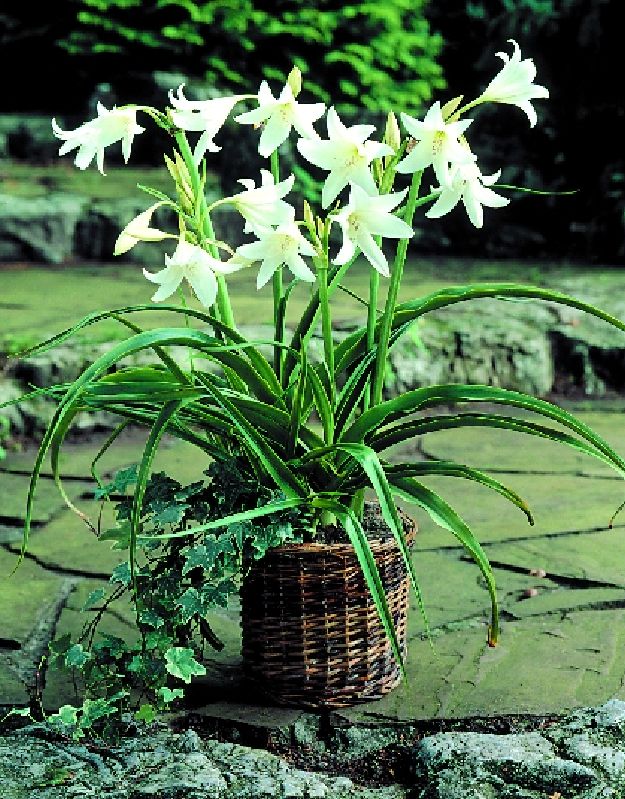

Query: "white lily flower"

xmin=236 ymin=219 xmax=317 ymax=289
xmin=229 ymin=170 xmax=296 ymax=234
xmin=51 ymin=103 xmax=144 ymax=174
xmin=425 ymin=163 xmax=509 ymax=229
xmin=168 ymin=86 xmax=244 ymax=164
xmin=396 ymin=101 xmax=473 ymax=187
xmin=297 ymin=107 xmax=393 ymax=208
xmin=235 ymin=80 xmax=325 ymax=158
xmin=143 ymin=238 xmax=244 ymax=308
xmin=114 ymin=202 xmax=177 ymax=256
xmin=479 ymin=40 xmax=549 ymax=127
xmin=333 ymin=185 xmax=414 ymax=276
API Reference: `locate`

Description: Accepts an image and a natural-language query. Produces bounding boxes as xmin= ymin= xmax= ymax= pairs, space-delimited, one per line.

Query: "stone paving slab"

xmin=415 ymin=410 xmax=625 ymax=476
xmin=2 ymin=412 xmax=625 ymax=726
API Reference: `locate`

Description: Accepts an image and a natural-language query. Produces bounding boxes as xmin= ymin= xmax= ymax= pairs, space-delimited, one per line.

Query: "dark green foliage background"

xmin=1 ymin=0 xmax=623 ymax=261
xmin=425 ymin=0 xmax=624 ymax=262
xmin=1 ymin=0 xmax=443 ymax=117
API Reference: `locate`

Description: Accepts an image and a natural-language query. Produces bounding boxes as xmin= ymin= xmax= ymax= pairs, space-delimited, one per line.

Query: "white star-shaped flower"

xmin=52 ymin=103 xmax=144 ymax=174
xmin=425 ymin=163 xmax=509 ymax=229
xmin=396 ymin=101 xmax=473 ymax=187
xmin=479 ymin=40 xmax=549 ymax=127
xmin=297 ymin=107 xmax=393 ymax=208
xmin=235 ymin=80 xmax=325 ymax=157
xmin=333 ymin=185 xmax=414 ymax=276
xmin=229 ymin=170 xmax=296 ymax=234
xmin=236 ymin=219 xmax=317 ymax=289
xmin=114 ymin=202 xmax=177 ymax=256
xmin=143 ymin=238 xmax=244 ymax=308
xmin=168 ymin=85 xmax=244 ymax=164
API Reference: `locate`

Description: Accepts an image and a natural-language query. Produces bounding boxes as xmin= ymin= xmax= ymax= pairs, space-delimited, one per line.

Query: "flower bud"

xmin=287 ymin=67 xmax=302 ymax=99
xmin=303 ymin=199 xmax=315 ymax=230
xmin=441 ymin=95 xmax=464 ymax=121
xmin=383 ymin=111 xmax=401 ymax=152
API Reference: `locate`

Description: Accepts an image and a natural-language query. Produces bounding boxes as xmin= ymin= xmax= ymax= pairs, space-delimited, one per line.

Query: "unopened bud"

xmin=303 ymin=199 xmax=315 ymax=230
xmin=164 ymin=154 xmax=179 ymax=184
xmin=287 ymin=67 xmax=302 ymax=98
xmin=383 ymin=111 xmax=401 ymax=152
xmin=441 ymin=95 xmax=464 ymax=121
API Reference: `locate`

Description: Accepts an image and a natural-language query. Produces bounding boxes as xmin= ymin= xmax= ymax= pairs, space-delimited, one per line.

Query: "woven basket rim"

xmin=265 ymin=506 xmax=417 ymax=556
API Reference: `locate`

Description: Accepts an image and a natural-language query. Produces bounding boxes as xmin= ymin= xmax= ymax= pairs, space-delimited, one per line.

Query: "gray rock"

xmin=0 ymin=194 xmax=87 ymax=263
xmin=0 ymin=115 xmax=58 ymax=162
xmin=74 ymin=199 xmax=177 ymax=263
xmin=0 ymin=727 xmax=404 ymax=799
xmin=413 ymin=730 xmax=598 ymax=798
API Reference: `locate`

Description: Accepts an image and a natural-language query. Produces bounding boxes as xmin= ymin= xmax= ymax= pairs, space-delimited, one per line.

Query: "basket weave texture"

xmin=240 ymin=502 xmax=417 ymax=708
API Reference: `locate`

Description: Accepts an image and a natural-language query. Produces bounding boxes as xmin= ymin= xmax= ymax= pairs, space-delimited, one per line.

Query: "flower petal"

xmin=285 ymin=253 xmax=315 ymax=282
xmin=425 ymin=189 xmax=461 ymax=220
xmin=186 ymin=264 xmax=218 ymax=308
xmin=259 ymin=113 xmax=292 ymax=157
xmin=256 ymin=257 xmax=282 ymax=289
xmin=356 ymin=230 xmax=389 ymax=277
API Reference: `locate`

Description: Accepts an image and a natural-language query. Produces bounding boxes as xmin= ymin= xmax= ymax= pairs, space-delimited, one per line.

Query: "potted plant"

xmin=7 ymin=42 xmax=625 ymax=731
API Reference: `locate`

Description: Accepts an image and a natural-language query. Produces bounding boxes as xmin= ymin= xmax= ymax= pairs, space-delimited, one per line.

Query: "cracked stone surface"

xmin=2 ymin=407 xmax=625 ymax=722
xmin=0 ymin=726 xmax=404 ymax=798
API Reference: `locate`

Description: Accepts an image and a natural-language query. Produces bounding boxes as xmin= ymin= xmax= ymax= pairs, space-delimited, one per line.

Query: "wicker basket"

xmin=240 ymin=502 xmax=416 ymax=708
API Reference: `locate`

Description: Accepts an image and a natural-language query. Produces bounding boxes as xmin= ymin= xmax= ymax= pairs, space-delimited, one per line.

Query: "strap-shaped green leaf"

xmin=372 ymin=412 xmax=616 ymax=472
xmin=341 ymin=460 xmax=534 ymax=525
xmin=306 ymin=363 xmax=334 ymax=445
xmin=195 ymin=373 xmax=308 ymax=499
xmin=140 ymin=498 xmax=308 ymax=541
xmin=335 ymin=283 xmax=625 ymax=374
xmin=389 ymin=475 xmax=499 ymax=646
xmin=341 ymin=384 xmax=625 ymax=478
xmin=129 ymin=399 xmax=187 ymax=580
xmin=19 ymin=304 xmax=282 ymax=398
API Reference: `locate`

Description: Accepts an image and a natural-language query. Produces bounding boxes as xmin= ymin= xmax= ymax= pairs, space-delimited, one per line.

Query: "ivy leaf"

xmin=65 ymin=644 xmax=90 ymax=668
xmin=92 ymin=635 xmax=130 ymax=658
xmin=135 ymin=703 xmax=157 ymax=723
xmin=48 ymin=633 xmax=72 ymax=665
xmin=138 ymin=609 xmax=164 ymax=628
xmin=164 ymin=647 xmax=206 ymax=684
xmin=175 ymin=587 xmax=204 ymax=624
xmin=81 ymin=588 xmax=106 ymax=611
xmin=159 ymin=687 xmax=184 ymax=704
xmin=175 ymin=481 xmax=205 ymax=501
xmin=250 ymin=521 xmax=294 ymax=560
xmin=127 ymin=654 xmax=146 ymax=674
xmin=52 ymin=705 xmax=79 ymax=727
xmin=99 ymin=522 xmax=131 ymax=550
xmin=182 ymin=536 xmax=235 ymax=576
xmin=6 ymin=708 xmax=32 ymax=719
xmin=201 ymin=579 xmax=237 ymax=609
xmin=81 ymin=697 xmax=120 ymax=728
xmin=110 ymin=562 xmax=131 ymax=586
xmin=145 ymin=630 xmax=172 ymax=650
xmin=94 ymin=465 xmax=138 ymax=499
xmin=151 ymin=502 xmax=188 ymax=527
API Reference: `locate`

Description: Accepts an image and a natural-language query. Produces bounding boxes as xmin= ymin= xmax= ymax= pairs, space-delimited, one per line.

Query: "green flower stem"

xmin=371 ymin=170 xmax=422 ymax=406
xmin=270 ymin=149 xmax=284 ymax=381
xmin=364 ymin=251 xmax=380 ymax=412
xmin=317 ymin=222 xmax=335 ymax=440
xmin=174 ymin=131 xmax=236 ymax=331
xmin=177 ymin=287 xmax=195 ymax=372
xmin=352 ymin=255 xmax=382 ymax=520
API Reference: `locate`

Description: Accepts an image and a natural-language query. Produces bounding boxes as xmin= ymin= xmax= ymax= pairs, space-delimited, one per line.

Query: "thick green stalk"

xmin=270 ymin=149 xmax=284 ymax=381
xmin=174 ymin=131 xmax=236 ymax=331
xmin=371 ymin=170 xmax=422 ymax=405
xmin=364 ymin=253 xmax=380 ymax=412
xmin=317 ymin=222 xmax=335 ymax=439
